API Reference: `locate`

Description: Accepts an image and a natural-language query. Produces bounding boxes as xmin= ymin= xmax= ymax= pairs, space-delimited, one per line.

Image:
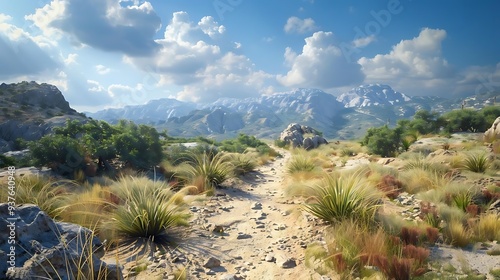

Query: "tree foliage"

xmin=361 ymin=125 xmax=402 ymax=157
xmin=361 ymin=106 xmax=500 ymax=157
xmin=29 ymin=119 xmax=163 ymax=173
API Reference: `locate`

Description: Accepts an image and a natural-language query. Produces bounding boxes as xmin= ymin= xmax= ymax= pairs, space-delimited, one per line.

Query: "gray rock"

xmin=236 ymin=233 xmax=252 ymax=239
xmin=203 ymin=257 xmax=221 ymax=268
xmin=275 ymin=254 xmax=296 ymax=268
xmin=484 ymin=116 xmax=500 ymax=141
xmin=0 ymin=204 xmax=122 ymax=279
xmin=220 ymin=274 xmax=237 ymax=280
xmin=280 ymin=123 xmax=327 ymax=149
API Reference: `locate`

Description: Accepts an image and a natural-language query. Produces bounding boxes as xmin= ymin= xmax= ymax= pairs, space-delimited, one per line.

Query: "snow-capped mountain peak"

xmin=337 ymin=84 xmax=411 ymax=108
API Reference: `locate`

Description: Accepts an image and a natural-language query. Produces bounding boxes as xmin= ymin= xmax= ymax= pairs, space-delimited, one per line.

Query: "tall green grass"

xmin=463 ymin=153 xmax=490 ymax=173
xmin=302 ymin=173 xmax=382 ymax=225
xmin=176 ymin=152 xmax=233 ymax=194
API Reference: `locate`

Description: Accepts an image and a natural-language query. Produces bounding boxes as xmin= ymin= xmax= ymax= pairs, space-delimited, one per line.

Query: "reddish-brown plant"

xmin=377 ymin=174 xmax=403 ymax=199
xmin=402 ymin=244 xmax=430 ymax=266
xmin=425 ymin=227 xmax=439 ymax=245
xmin=401 ymin=226 xmax=421 ymax=246
xmin=466 ymin=204 xmax=481 ymax=217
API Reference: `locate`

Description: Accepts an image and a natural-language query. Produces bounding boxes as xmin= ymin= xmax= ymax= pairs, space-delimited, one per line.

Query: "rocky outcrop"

xmin=7 ymin=82 xmax=72 ymax=111
xmin=0 ymin=82 xmax=86 ymax=153
xmin=279 ymin=123 xmax=328 ymax=149
xmin=0 ymin=204 xmax=122 ymax=279
xmin=484 ymin=116 xmax=500 ymax=141
xmin=0 ymin=115 xmax=86 ymax=153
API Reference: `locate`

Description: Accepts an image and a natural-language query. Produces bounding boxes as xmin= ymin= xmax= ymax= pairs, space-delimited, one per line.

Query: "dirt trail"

xmin=169 ymin=148 xmax=323 ymax=280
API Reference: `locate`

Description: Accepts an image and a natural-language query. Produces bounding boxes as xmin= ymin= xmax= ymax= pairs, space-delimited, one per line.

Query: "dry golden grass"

xmin=443 ymin=219 xmax=472 ymax=247
xmin=399 ymin=168 xmax=452 ymax=194
xmin=472 ymin=214 xmax=500 ymax=242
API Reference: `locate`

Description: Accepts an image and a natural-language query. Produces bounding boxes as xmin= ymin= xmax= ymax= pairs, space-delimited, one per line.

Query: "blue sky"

xmin=1 ymin=0 xmax=499 ymax=112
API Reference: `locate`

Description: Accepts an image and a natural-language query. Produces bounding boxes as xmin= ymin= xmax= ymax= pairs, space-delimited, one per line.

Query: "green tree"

xmin=113 ymin=121 xmax=163 ymax=169
xmin=361 ymin=125 xmax=402 ymax=157
xmin=441 ymin=109 xmax=484 ymax=133
xmin=29 ymin=134 xmax=84 ymax=174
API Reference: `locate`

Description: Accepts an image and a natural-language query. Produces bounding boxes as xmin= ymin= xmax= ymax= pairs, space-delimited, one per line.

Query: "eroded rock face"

xmin=484 ymin=117 xmax=500 ymax=141
xmin=0 ymin=204 xmax=123 ymax=280
xmin=279 ymin=123 xmax=328 ymax=149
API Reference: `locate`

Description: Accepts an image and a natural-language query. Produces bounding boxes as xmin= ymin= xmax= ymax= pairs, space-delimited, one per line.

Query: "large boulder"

xmin=484 ymin=117 xmax=500 ymax=142
xmin=0 ymin=204 xmax=123 ymax=279
xmin=280 ymin=123 xmax=328 ymax=149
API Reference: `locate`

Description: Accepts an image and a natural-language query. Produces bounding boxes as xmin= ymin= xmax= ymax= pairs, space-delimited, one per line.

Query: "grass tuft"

xmin=463 ymin=153 xmax=490 ymax=173
xmin=176 ymin=152 xmax=233 ymax=194
xmin=107 ymin=177 xmax=189 ymax=240
xmin=302 ymin=173 xmax=382 ymax=225
xmin=286 ymin=154 xmax=317 ymax=174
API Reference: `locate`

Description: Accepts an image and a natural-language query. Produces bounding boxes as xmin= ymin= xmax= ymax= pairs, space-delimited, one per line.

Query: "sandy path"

xmin=171 ymin=149 xmax=323 ymax=280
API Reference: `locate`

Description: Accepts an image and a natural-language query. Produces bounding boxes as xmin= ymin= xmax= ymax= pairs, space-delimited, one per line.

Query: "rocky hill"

xmin=0 ymin=81 xmax=86 ymax=152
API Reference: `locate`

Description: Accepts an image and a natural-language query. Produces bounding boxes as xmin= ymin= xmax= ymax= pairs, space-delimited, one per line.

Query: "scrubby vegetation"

xmin=2 ymin=106 xmax=499 ymax=279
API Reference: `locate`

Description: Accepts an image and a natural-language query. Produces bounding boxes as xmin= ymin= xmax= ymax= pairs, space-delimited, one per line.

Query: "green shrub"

xmin=0 ymin=154 xmax=16 ymax=168
xmin=361 ymin=125 xmax=402 ymax=157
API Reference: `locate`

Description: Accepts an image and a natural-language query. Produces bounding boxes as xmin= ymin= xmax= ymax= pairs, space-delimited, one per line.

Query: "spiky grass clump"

xmin=226 ymin=153 xmax=257 ymax=175
xmin=10 ymin=175 xmax=71 ymax=218
xmin=463 ymin=153 xmax=490 ymax=173
xmin=176 ymin=152 xmax=233 ymax=194
xmin=286 ymin=154 xmax=317 ymax=174
xmin=108 ymin=177 xmax=189 ymax=240
xmin=305 ymin=220 xmax=389 ymax=277
xmin=302 ymin=173 xmax=382 ymax=225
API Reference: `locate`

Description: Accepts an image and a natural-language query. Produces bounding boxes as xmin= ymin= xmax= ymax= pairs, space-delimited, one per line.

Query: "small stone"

xmin=251 ymin=202 xmax=262 ymax=210
xmin=220 ymin=274 xmax=237 ymax=280
xmin=265 ymin=254 xmax=275 ymax=262
xmin=276 ymin=254 xmax=296 ymax=268
xmin=203 ymin=257 xmax=221 ymax=268
xmin=237 ymin=233 xmax=252 ymax=239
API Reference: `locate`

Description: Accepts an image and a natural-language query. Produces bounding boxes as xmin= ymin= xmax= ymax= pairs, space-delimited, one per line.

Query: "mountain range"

xmin=87 ymin=84 xmax=498 ymax=140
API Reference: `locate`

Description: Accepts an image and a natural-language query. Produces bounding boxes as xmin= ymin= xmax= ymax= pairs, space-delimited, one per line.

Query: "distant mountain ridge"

xmin=83 ymin=84 xmax=498 ymax=139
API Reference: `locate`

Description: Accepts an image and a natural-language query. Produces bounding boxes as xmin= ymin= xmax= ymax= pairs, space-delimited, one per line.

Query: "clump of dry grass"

xmin=471 ymin=214 xmax=500 ymax=242
xmin=443 ymin=219 xmax=472 ymax=247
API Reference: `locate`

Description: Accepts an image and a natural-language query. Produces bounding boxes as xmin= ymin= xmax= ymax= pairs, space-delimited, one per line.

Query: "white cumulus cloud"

xmin=278 ymin=31 xmax=365 ymax=88
xmin=284 ymin=16 xmax=317 ymax=34
xmin=358 ymin=28 xmax=455 ymax=96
